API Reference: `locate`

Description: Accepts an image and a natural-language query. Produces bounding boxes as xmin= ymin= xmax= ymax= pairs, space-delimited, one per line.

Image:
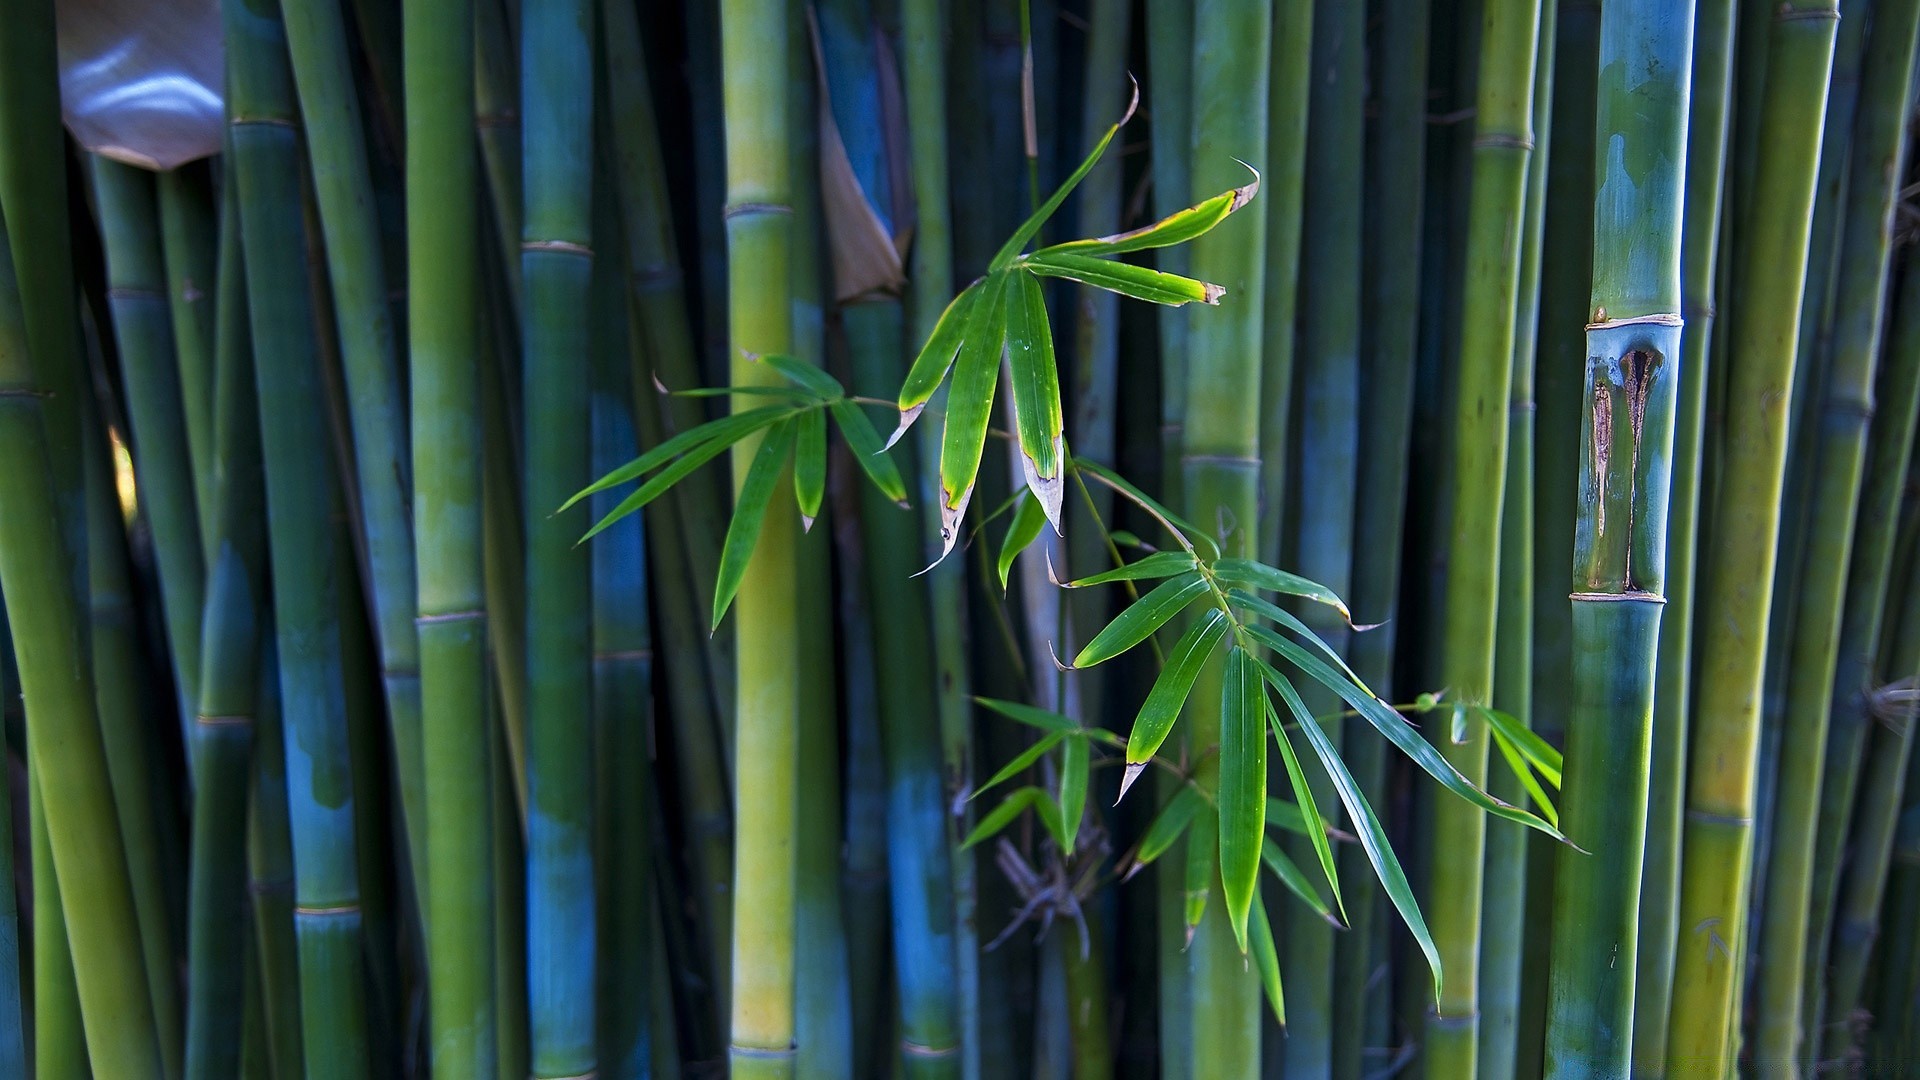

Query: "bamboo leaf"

xmin=1060 ymin=733 xmax=1089 ymax=851
xmin=987 ymin=78 xmax=1139 ymax=271
xmin=665 ymin=384 xmax=817 ymax=400
xmin=1490 ymin=724 xmax=1559 ymax=827
xmin=710 ymin=418 xmax=798 ymax=628
xmin=1231 ymin=591 xmax=1372 ymax=693
xmin=1262 ymin=694 xmax=1345 ymax=924
xmin=1061 ymin=549 xmax=1198 ymax=588
xmin=1006 ymin=271 xmax=1065 ymax=527
xmin=1071 ymin=571 xmax=1209 ymax=668
xmin=971 ymin=729 xmax=1069 ymax=802
xmin=753 ymin=351 xmax=844 ymax=399
xmin=1266 ymin=797 xmax=1341 ymax=839
xmin=794 ymin=406 xmax=826 ymax=529
xmin=579 ymin=421 xmax=765 ymax=542
xmin=997 ymin=491 xmax=1047 ymax=590
xmin=936 ymin=271 xmax=1012 ymax=560
xmin=1127 ymin=784 xmax=1202 ymax=878
xmin=1036 ymin=165 xmax=1261 ymax=258
xmin=1220 ymin=647 xmax=1266 ymax=951
xmin=975 ymin=695 xmax=1078 ymax=734
xmin=1250 ymin=897 xmax=1286 ymax=1027
xmin=961 ymin=786 xmax=1049 ymax=850
xmin=1262 ymin=836 xmax=1340 ymax=927
xmin=564 ymin=403 xmax=793 ymax=513
xmin=1070 ymin=456 xmax=1214 ymax=555
xmin=1259 ymin=634 xmax=1564 ymax=838
xmin=1268 ymin=668 xmax=1441 ymax=1000
xmin=1023 ymin=251 xmax=1223 ymax=306
xmin=828 ymin=400 xmax=908 ymax=505
xmin=1478 ymin=705 xmax=1562 ymax=786
xmin=1185 ymin=805 xmax=1215 ymax=933
xmin=1211 ymin=557 xmax=1353 ymax=622
xmin=1122 ymin=607 xmax=1229 ymax=798
xmin=891 ymin=279 xmax=982 ymax=444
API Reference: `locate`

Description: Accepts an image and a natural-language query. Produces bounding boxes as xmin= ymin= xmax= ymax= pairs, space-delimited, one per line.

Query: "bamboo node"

xmin=729 ymin=1044 xmax=798 ymax=1060
xmin=522 ymin=239 xmax=594 ymax=257
xmin=230 ymin=116 xmax=297 ymax=129
xmin=723 ymin=201 xmax=795 ymax=219
xmin=107 ymin=286 xmax=166 ymax=301
xmin=1568 ymin=590 xmax=1665 ymax=603
xmin=1684 ymin=808 xmax=1752 ymax=827
xmin=0 ymin=388 xmax=49 ymax=399
xmin=294 ymin=901 xmax=363 ymax=916
xmin=1472 ymin=132 xmax=1534 ymax=151
xmin=193 ymin=713 xmax=254 ymax=727
xmin=1586 ymin=312 xmax=1683 ymax=331
xmin=1776 ymin=3 xmax=1840 ymax=20
xmin=900 ymin=1041 xmax=960 ymax=1058
xmin=416 ymin=609 xmax=485 ymax=624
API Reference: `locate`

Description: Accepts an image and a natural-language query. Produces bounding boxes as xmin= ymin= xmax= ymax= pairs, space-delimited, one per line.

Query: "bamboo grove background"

xmin=6 ymin=0 xmax=1920 ymax=1076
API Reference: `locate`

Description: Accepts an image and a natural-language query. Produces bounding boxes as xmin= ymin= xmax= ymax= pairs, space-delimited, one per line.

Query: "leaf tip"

xmin=1047 ymin=640 xmax=1074 ymax=672
xmin=1116 ymin=761 xmax=1147 ymax=804
xmin=1226 ymin=157 xmax=1262 ymax=210
xmin=801 ymin=514 xmax=816 ymax=532
xmin=883 ymin=403 xmax=925 ymax=450
xmin=1202 ymin=283 xmax=1227 ymax=305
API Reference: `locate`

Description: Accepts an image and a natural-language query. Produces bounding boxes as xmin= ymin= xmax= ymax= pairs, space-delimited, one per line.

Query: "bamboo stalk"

xmin=155 ymin=164 xmax=220 ymax=552
xmin=406 ymin=0 xmax=498 ymax=1064
xmin=30 ymin=774 xmax=88 ymax=1080
xmin=721 ymin=3 xmax=801 ymax=1074
xmin=0 ymin=643 xmax=19 ymax=1078
xmin=1664 ymin=3 xmax=1838 ymax=1071
xmin=1183 ymin=3 xmax=1271 ymax=1076
xmin=1757 ymin=0 xmax=1920 ymax=1064
xmin=1427 ymin=1 xmax=1540 ymax=1074
xmin=248 ymin=644 xmax=307 ymax=1078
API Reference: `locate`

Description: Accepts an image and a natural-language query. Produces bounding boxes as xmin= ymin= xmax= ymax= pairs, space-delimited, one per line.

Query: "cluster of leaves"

xmin=962 ymin=461 xmax=1566 ymax=1025
xmin=560 ymin=352 xmax=906 ymax=628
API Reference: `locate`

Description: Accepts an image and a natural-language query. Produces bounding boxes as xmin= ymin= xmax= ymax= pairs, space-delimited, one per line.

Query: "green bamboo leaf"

xmin=710 ymin=418 xmax=798 ymax=628
xmin=1061 ymin=733 xmax=1089 ymax=852
xmin=1061 ymin=549 xmax=1198 ymax=588
xmin=664 ymin=384 xmax=817 ymax=400
xmin=1268 ymin=668 xmax=1441 ymax=1000
xmin=974 ymin=695 xmax=1078 ymax=734
xmin=1259 ymin=634 xmax=1564 ymax=838
xmin=1122 ymin=607 xmax=1229 ymax=798
xmin=1478 ymin=705 xmax=1563 ymax=786
xmin=794 ymin=406 xmax=826 ymax=529
xmin=997 ymin=491 xmax=1047 ymax=590
xmin=1490 ymin=724 xmax=1559 ymax=827
xmin=1185 ymin=806 xmax=1215 ymax=933
xmin=1231 ymin=591 xmax=1372 ymax=693
xmin=971 ymin=730 xmax=1070 ymax=802
xmin=987 ymin=78 xmax=1139 ymax=271
xmin=828 ymin=399 xmax=908 ymax=506
xmin=1071 ymin=571 xmax=1209 ymax=669
xmin=1006 ymin=271 xmax=1065 ymax=526
xmin=1211 ymin=557 xmax=1353 ymax=622
xmin=891 ymin=279 xmax=982 ymax=443
xmin=1126 ymin=784 xmax=1202 ymax=878
xmin=753 ymin=351 xmax=844 ymax=399
xmin=1070 ymin=456 xmax=1214 ymax=555
xmin=1250 ymin=897 xmax=1286 ymax=1027
xmin=1262 ymin=693 xmax=1345 ymax=924
xmin=1266 ymin=798 xmax=1330 ymax=838
xmin=1263 ymin=836 xmax=1340 ymax=927
xmin=563 ymin=403 xmax=793 ymax=513
xmin=1220 ymin=647 xmax=1267 ymax=951
xmin=936 ymin=271 xmax=1012 ymax=560
xmin=1037 ymin=165 xmax=1261 ymax=258
xmin=579 ymin=422 xmax=764 ymax=542
xmin=1022 ymin=251 xmax=1223 ymax=306
xmin=961 ymin=786 xmax=1049 ymax=850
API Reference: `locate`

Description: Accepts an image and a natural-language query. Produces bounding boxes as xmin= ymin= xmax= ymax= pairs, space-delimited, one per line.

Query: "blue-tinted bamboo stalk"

xmin=248 ymin=645 xmax=306 ymax=1078
xmin=1479 ymin=7 xmax=1555 ymax=1075
xmin=1184 ymin=3 xmax=1271 ymax=1076
xmin=30 ymin=774 xmax=87 ymax=1080
xmin=520 ymin=0 xmax=598 ymax=1070
xmin=406 ymin=0 xmax=498 ymax=1064
xmin=1756 ymin=0 xmax=1920 ymax=1065
xmin=280 ymin=0 xmax=427 ymax=892
xmin=480 ymin=281 xmax=531 ymax=808
xmin=0 ymin=176 xmax=162 ymax=1080
xmin=833 ymin=548 xmax=886 ymax=1078
xmin=1429 ymin=1 xmax=1540 ymax=1074
xmin=493 ymin=715 xmax=531 ymax=1080
xmin=721 ymin=3 xmax=801 ymax=1075
xmin=186 ymin=208 xmax=267 ymax=1076
xmin=156 ymin=165 xmax=219 ymax=550
xmin=227 ymin=0 xmax=375 ymax=1069
xmin=1630 ymin=4 xmax=1734 ymax=1074
xmin=899 ymin=0 xmax=983 ymax=1072
xmin=1664 ymin=3 xmax=1838 ymax=1071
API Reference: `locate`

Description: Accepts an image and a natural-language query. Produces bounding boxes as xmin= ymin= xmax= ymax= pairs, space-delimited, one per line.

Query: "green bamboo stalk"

xmin=1288 ymin=0 xmax=1359 ymax=1067
xmin=30 ymin=774 xmax=87 ymax=1080
xmin=1427 ymin=1 xmax=1539 ymax=1074
xmin=0 ymin=640 xmax=20 ymax=1078
xmin=1062 ymin=914 xmax=1112 ymax=1080
xmin=248 ymin=645 xmax=307 ymax=1079
xmin=1630 ymin=3 xmax=1734 ymax=1074
xmin=481 ymin=291 xmax=531 ymax=808
xmin=280 ymin=0 xmax=427 ymax=893
xmin=1757 ymin=0 xmax=1920 ymax=1064
xmin=721 ymin=3 xmax=800 ymax=1075
xmin=476 ymin=0 xmax=524 ymax=309
xmin=0 ymin=202 xmax=162 ymax=1076
xmin=1480 ymin=7 xmax=1555 ymax=1075
xmin=1183 ymin=2 xmax=1271 ymax=1076
xmin=899 ymin=0 xmax=983 ymax=1071
xmin=185 ymin=209 xmax=268 ymax=1076
xmin=155 ymin=164 xmax=219 ymax=551
xmin=520 ymin=0 xmax=598 ymax=1070
xmin=1664 ymin=3 xmax=1838 ymax=1071
xmin=227 ymin=0 xmax=375 ymax=1069
xmin=1822 ymin=537 xmax=1920 ymax=1062
xmin=406 ymin=0 xmax=498 ymax=1064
